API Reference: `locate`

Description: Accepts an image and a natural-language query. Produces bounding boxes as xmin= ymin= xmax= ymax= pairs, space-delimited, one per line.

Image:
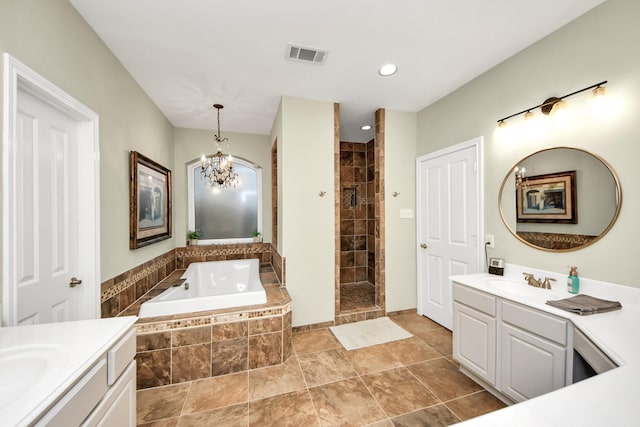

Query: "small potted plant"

xmin=251 ymin=230 xmax=262 ymax=243
xmin=187 ymin=229 xmax=202 ymax=246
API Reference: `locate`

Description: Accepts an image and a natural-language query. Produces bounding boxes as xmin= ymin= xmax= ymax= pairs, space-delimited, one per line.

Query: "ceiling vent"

xmin=286 ymin=44 xmax=328 ymax=64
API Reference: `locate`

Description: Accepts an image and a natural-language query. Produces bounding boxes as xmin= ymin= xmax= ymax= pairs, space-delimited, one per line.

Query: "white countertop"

xmin=450 ymin=264 xmax=640 ymax=426
xmin=0 ymin=316 xmax=137 ymax=427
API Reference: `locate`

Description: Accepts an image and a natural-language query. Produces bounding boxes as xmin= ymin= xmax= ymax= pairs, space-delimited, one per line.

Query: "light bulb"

xmin=589 ymin=85 xmax=611 ymax=117
xmin=522 ymin=110 xmax=548 ymax=141
xmin=551 ymin=100 xmax=570 ymax=127
xmin=494 ymin=120 xmax=516 ymax=144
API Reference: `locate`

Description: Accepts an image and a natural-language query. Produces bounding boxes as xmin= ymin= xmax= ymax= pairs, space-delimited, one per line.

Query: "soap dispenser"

xmin=567 ymin=266 xmax=580 ymax=294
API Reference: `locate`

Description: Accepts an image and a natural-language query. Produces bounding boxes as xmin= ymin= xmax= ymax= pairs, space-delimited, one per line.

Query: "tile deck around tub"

xmin=134 ymin=264 xmax=293 ymax=390
xmin=136 ymin=314 xmax=506 ymax=426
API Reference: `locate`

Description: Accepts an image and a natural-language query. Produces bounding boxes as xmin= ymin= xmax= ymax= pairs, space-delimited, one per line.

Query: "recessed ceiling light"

xmin=378 ymin=63 xmax=398 ymax=76
xmin=361 ymin=125 xmax=372 ymax=131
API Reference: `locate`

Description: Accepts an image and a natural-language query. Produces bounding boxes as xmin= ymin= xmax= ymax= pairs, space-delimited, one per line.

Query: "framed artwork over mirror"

xmin=129 ymin=151 xmax=172 ymax=249
xmin=516 ymin=170 xmax=577 ymax=224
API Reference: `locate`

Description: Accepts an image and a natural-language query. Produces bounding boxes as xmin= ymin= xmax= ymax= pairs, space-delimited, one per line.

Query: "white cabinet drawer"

xmin=502 ymin=300 xmax=568 ymax=345
xmin=453 ymin=283 xmax=496 ymax=316
xmin=36 ymin=359 xmax=107 ymax=427
xmin=108 ymin=328 xmax=136 ymax=385
xmin=83 ymin=361 xmax=136 ymax=427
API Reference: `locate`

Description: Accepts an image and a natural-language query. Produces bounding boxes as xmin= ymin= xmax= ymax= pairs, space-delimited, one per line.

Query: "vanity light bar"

xmin=497 ymin=80 xmax=608 ymax=124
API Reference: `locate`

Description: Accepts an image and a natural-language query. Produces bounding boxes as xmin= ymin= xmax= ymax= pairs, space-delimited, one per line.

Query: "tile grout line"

xmin=355 ymin=361 xmax=393 ymax=425
xmin=441 ymin=388 xmax=494 ymax=424
xmin=177 ymin=381 xmax=192 ymax=421
xmin=289 ymin=331 xmax=322 ymax=425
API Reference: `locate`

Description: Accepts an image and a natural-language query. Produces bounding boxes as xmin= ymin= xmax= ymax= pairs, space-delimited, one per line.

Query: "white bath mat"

xmin=329 ymin=317 xmax=412 ymax=351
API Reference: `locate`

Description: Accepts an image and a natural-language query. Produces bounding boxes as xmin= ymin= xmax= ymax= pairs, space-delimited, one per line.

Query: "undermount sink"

xmin=485 ymin=278 xmax=553 ymax=296
xmin=0 ymin=344 xmax=69 ymax=409
xmin=487 ymin=278 xmax=525 ymax=287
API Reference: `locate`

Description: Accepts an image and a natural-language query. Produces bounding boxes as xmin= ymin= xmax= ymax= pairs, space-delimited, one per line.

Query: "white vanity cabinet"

xmin=453 ymin=284 xmax=497 ymax=386
xmin=500 ymin=300 xmax=569 ymax=402
xmin=452 ymin=282 xmax=572 ymax=404
xmin=34 ymin=327 xmax=137 ymax=427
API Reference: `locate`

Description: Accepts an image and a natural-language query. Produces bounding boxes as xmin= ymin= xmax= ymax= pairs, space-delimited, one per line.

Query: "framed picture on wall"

xmin=129 ymin=151 xmax=172 ymax=249
xmin=516 ymin=170 xmax=577 ymax=223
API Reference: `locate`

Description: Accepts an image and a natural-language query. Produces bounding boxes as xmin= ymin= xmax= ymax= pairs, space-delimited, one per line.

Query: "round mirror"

xmin=499 ymin=147 xmax=622 ymax=252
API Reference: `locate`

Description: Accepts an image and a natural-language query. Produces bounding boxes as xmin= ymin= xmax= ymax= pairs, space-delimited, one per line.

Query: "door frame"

xmin=415 ymin=136 xmax=484 ymax=319
xmin=2 ymin=54 xmax=100 ymax=325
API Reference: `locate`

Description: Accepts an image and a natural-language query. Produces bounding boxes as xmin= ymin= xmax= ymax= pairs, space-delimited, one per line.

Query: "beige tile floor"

xmin=136 ymin=314 xmax=505 ymax=426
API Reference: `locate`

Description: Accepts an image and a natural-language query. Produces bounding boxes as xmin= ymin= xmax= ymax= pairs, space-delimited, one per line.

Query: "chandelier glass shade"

xmin=201 ymin=104 xmax=238 ymax=189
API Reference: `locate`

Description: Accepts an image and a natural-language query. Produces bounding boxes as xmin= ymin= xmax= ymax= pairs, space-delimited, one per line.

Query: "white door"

xmin=417 ymin=138 xmax=482 ymax=329
xmin=3 ymin=54 xmax=100 ymax=325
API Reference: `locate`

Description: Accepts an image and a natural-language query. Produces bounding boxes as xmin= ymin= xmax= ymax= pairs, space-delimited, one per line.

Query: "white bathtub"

xmin=138 ymin=258 xmax=267 ymax=318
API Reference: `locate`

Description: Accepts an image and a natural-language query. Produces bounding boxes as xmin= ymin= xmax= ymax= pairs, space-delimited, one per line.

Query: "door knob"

xmin=420 ymin=243 xmax=428 ymax=249
xmin=69 ymin=277 xmax=82 ymax=288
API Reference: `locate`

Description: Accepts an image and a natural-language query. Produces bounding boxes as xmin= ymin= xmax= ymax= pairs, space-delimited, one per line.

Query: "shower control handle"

xmin=420 ymin=243 xmax=428 ymax=249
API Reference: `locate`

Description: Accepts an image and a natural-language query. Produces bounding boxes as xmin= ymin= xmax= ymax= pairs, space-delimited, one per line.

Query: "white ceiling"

xmin=69 ymin=0 xmax=604 ymax=142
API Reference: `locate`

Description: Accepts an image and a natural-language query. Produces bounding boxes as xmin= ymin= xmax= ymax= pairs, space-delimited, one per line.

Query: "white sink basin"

xmin=485 ymin=278 xmax=557 ymax=297
xmin=0 ymin=344 xmax=69 ymax=409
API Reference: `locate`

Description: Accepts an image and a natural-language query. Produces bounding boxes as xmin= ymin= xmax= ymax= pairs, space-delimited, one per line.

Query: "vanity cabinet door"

xmin=83 ymin=361 xmax=136 ymax=427
xmin=453 ymin=302 xmax=497 ymax=386
xmin=500 ymin=323 xmax=566 ymax=402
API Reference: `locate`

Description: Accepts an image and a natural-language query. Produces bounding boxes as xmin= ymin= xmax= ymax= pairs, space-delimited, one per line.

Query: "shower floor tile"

xmin=340 ymin=282 xmax=376 ymax=311
xmin=137 ymin=314 xmax=506 ymax=426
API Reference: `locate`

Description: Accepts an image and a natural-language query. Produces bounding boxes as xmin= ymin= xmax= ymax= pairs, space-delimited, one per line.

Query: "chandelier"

xmin=514 ymin=166 xmax=527 ymax=189
xmin=200 ymin=103 xmax=239 ymax=189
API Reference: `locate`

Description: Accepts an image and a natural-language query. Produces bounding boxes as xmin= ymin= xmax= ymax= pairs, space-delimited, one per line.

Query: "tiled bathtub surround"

xmin=176 ymin=243 xmax=271 ymax=269
xmin=270 ymin=243 xmax=285 ymax=285
xmin=134 ymin=264 xmax=292 ymax=389
xmin=100 ymin=243 xmax=272 ymax=318
xmin=101 ymin=250 xmax=176 ymax=318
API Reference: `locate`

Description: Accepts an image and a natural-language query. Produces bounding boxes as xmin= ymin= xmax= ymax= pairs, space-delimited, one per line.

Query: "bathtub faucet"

xmin=172 ymin=278 xmax=188 ymax=288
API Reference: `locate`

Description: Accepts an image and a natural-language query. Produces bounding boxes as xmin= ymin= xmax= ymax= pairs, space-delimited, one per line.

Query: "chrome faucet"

xmin=522 ymin=273 xmax=556 ymax=289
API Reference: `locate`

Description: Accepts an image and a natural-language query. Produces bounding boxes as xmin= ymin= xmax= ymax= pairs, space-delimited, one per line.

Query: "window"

xmin=187 ymin=158 xmax=262 ymax=244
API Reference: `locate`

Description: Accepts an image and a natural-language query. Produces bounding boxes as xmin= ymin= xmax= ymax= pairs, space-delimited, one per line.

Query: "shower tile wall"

xmin=340 ymin=141 xmax=375 ymax=288
xmin=366 ymin=138 xmax=375 ymax=284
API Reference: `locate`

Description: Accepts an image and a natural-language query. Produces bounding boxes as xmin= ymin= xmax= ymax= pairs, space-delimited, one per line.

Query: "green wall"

xmin=416 ymin=0 xmax=640 ymax=286
xmin=0 ymin=0 xmax=175 ymax=287
xmin=277 ymin=97 xmax=336 ymax=326
xmin=173 ymin=127 xmax=272 ymax=245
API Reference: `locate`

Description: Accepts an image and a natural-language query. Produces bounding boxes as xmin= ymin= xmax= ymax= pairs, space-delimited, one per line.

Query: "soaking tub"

xmin=138 ymin=258 xmax=267 ymax=318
